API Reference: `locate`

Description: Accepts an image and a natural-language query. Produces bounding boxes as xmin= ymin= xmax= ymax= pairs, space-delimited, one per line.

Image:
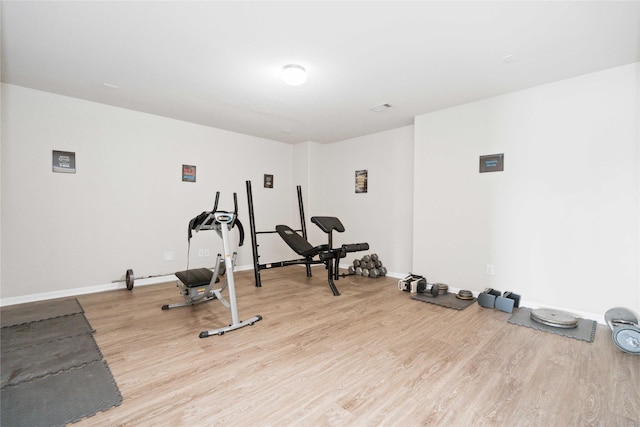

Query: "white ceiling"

xmin=2 ymin=1 xmax=639 ymax=144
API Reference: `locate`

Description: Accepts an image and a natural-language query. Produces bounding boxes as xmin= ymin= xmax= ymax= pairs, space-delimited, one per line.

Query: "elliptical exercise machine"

xmin=162 ymin=192 xmax=262 ymax=338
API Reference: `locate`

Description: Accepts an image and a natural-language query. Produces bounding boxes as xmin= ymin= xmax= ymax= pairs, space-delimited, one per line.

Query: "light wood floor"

xmin=67 ymin=269 xmax=639 ymax=426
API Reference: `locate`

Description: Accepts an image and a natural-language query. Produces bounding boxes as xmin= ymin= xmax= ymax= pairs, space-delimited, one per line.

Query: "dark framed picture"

xmin=52 ymin=150 xmax=76 ymax=173
xmin=355 ymin=170 xmax=368 ymax=193
xmin=182 ymin=164 xmax=196 ymax=182
xmin=264 ymin=174 xmax=274 ymax=188
xmin=479 ymin=153 xmax=504 ymax=173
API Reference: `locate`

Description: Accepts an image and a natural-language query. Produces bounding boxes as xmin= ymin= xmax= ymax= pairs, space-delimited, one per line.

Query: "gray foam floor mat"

xmin=1 ymin=360 xmax=123 ymax=427
xmin=508 ymin=307 xmax=597 ymax=342
xmin=1 ymin=312 xmax=94 ymax=353
xmin=1 ymin=298 xmax=83 ymax=328
xmin=411 ymin=292 xmax=476 ymax=310
xmin=1 ymin=333 xmax=103 ymax=388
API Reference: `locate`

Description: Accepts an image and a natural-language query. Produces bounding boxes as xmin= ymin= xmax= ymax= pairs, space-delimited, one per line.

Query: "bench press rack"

xmin=246 ymin=180 xmax=368 ymax=295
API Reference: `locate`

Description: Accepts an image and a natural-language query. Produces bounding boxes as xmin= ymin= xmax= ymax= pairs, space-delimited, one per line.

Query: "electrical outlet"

xmin=204 ymin=248 xmax=210 ymax=257
xmin=486 ymin=264 xmax=495 ymax=275
xmin=198 ymin=249 xmax=205 ymax=257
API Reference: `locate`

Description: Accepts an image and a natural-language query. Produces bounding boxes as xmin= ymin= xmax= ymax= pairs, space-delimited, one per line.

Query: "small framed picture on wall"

xmin=264 ymin=174 xmax=274 ymax=188
xmin=355 ymin=170 xmax=368 ymax=193
xmin=182 ymin=164 xmax=196 ymax=182
xmin=52 ymin=150 xmax=76 ymax=173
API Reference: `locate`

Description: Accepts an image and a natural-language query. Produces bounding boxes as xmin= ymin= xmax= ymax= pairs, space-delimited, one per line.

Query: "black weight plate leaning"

xmin=126 ymin=269 xmax=134 ymax=290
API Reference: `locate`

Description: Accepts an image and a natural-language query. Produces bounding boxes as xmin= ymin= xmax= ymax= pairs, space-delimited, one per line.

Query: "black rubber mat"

xmin=1 ymin=333 xmax=103 ymax=388
xmin=508 ymin=307 xmax=597 ymax=342
xmin=1 ymin=298 xmax=83 ymax=327
xmin=411 ymin=292 xmax=476 ymax=310
xmin=1 ymin=360 xmax=123 ymax=427
xmin=1 ymin=312 xmax=94 ymax=353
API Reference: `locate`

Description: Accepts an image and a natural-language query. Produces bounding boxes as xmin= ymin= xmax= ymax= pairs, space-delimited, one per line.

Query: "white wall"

xmin=321 ymin=126 xmax=415 ymax=277
xmin=1 ymin=84 xmax=295 ymax=302
xmin=413 ymin=63 xmax=639 ymax=319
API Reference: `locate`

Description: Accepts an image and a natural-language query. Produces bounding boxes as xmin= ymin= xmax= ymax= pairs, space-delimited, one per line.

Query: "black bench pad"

xmin=311 ymin=216 xmax=345 ymax=233
xmin=276 ymin=225 xmax=326 ymax=257
xmin=175 ymin=268 xmax=214 ymax=288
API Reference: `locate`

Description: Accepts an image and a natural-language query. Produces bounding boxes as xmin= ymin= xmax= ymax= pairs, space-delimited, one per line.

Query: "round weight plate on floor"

xmin=530 ymin=308 xmax=579 ymax=329
xmin=125 ymin=269 xmax=134 ymax=290
xmin=605 ymin=307 xmax=639 ymax=331
xmin=456 ymin=290 xmax=473 ymax=300
xmin=611 ymin=326 xmax=640 ymax=354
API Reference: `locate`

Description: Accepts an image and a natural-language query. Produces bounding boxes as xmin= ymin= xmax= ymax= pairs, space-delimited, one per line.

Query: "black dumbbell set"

xmin=348 ymin=253 xmax=388 ymax=278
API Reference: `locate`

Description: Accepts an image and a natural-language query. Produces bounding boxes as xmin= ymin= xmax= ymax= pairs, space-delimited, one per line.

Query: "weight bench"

xmin=276 ymin=216 xmax=369 ymax=296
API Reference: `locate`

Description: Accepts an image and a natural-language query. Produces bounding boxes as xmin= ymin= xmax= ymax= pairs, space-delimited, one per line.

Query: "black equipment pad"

xmin=1 ymin=313 xmax=94 ymax=353
xmin=411 ymin=292 xmax=477 ymax=310
xmin=276 ymin=225 xmax=323 ymax=257
xmin=1 ymin=298 xmax=83 ymax=328
xmin=508 ymin=307 xmax=597 ymax=342
xmin=175 ymin=268 xmax=214 ymax=288
xmin=1 ymin=332 xmax=103 ymax=388
xmin=1 ymin=360 xmax=123 ymax=427
xmin=311 ymin=216 xmax=345 ymax=233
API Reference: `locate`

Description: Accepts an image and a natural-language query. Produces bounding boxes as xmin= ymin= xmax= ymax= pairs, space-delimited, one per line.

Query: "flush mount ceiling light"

xmin=282 ymin=64 xmax=307 ymax=86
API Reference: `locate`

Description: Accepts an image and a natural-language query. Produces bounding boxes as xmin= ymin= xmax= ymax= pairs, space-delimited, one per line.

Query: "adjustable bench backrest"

xmin=276 ymin=225 xmax=324 ymax=257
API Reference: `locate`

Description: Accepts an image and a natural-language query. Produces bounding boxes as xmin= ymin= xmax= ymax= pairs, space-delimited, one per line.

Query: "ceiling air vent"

xmin=369 ymin=103 xmax=392 ymax=112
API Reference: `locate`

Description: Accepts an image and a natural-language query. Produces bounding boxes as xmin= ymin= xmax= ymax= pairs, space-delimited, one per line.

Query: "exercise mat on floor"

xmin=1 ymin=298 xmax=84 ymax=327
xmin=0 ymin=360 xmax=123 ymax=427
xmin=411 ymin=292 xmax=476 ymax=310
xmin=1 ymin=333 xmax=103 ymax=388
xmin=1 ymin=312 xmax=95 ymax=353
xmin=508 ymin=307 xmax=597 ymax=342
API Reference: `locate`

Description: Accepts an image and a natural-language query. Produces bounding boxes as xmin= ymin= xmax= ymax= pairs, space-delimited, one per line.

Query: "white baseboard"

xmin=0 ymin=264 xmax=261 ymax=307
xmin=0 ymin=265 xmax=607 ymax=324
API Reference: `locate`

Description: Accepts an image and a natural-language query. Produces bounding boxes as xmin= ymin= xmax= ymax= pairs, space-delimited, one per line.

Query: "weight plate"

xmin=605 ymin=307 xmax=638 ymax=331
xmin=125 ymin=269 xmax=134 ymax=290
xmin=456 ymin=290 xmax=473 ymax=300
xmin=611 ymin=326 xmax=640 ymax=354
xmin=530 ymin=308 xmax=579 ymax=329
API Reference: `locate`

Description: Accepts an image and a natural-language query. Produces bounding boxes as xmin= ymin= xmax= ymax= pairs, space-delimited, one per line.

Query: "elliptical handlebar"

xmin=188 ymin=191 xmax=244 ymax=246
